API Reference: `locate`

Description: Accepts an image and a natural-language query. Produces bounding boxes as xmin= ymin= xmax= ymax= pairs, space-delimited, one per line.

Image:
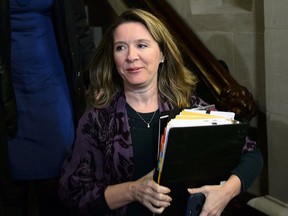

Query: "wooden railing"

xmin=85 ymin=0 xmax=257 ymax=120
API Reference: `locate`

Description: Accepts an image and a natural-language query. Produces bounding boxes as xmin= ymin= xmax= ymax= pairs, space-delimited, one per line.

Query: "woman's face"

xmin=113 ymin=22 xmax=163 ymax=91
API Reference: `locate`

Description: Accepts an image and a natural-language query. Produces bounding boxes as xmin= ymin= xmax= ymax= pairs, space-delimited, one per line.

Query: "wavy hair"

xmin=87 ymin=8 xmax=197 ymax=108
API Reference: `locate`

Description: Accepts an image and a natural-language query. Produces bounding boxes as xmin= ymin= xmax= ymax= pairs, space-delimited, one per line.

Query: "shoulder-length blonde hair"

xmin=87 ymin=8 xmax=197 ymax=108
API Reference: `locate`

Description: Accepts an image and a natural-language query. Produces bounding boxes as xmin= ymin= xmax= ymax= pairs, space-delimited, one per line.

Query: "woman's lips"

xmin=127 ymin=67 xmax=143 ymax=72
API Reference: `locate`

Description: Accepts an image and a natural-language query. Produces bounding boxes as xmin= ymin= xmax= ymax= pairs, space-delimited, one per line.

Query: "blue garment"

xmin=8 ymin=0 xmax=75 ymax=179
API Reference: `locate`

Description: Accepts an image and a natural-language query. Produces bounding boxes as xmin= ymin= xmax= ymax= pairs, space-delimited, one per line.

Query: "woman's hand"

xmin=132 ymin=170 xmax=172 ymax=214
xmin=187 ymin=175 xmax=241 ymax=216
xmin=104 ymin=170 xmax=172 ymax=214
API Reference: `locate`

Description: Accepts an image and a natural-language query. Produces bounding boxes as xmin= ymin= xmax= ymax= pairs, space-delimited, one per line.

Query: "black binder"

xmin=154 ymin=111 xmax=249 ymax=216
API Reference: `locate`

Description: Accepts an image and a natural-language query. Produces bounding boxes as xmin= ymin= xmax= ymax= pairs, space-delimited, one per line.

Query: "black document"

xmin=154 ymin=109 xmax=249 ymax=215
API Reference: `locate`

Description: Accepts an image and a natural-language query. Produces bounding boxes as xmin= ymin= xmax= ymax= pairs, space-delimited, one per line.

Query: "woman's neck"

xmin=125 ymin=88 xmax=158 ymax=113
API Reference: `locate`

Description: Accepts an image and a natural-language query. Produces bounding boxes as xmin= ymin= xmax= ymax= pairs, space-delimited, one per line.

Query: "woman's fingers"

xmin=136 ymin=180 xmax=172 ymax=213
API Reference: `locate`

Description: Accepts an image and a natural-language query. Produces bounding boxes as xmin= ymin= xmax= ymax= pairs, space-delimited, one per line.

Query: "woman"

xmin=59 ymin=9 xmax=263 ymax=216
xmin=0 ymin=0 xmax=95 ymax=215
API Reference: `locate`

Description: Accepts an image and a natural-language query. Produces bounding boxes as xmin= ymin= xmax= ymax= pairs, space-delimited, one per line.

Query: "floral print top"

xmin=58 ymin=90 xmax=262 ymax=216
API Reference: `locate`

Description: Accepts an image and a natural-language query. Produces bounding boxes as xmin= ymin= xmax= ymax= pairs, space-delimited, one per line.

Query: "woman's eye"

xmin=138 ymin=43 xmax=148 ymax=49
xmin=115 ymin=45 xmax=125 ymax=51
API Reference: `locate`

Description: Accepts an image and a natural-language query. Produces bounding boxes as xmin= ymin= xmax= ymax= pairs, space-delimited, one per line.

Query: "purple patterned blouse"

xmin=58 ymin=90 xmax=261 ymax=216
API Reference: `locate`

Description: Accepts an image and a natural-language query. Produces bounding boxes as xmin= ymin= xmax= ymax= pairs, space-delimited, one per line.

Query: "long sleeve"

xmin=59 ymin=96 xmax=134 ymax=216
xmin=231 ymin=148 xmax=263 ymax=192
xmin=58 ymin=109 xmax=109 ymax=215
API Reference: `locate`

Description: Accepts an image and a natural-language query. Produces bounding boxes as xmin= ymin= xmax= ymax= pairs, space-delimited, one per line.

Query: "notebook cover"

xmin=157 ymin=122 xmax=248 ymax=215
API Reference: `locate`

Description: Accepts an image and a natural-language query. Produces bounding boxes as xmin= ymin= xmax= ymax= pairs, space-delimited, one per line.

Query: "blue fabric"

xmin=8 ymin=0 xmax=75 ymax=179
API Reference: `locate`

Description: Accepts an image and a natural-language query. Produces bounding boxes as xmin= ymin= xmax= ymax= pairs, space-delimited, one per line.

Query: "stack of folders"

xmin=154 ymin=107 xmax=249 ymax=215
xmin=155 ymin=108 xmax=242 ymax=184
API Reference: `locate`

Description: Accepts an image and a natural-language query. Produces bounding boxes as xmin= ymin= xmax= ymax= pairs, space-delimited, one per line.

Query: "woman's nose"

xmin=126 ymin=47 xmax=139 ymax=62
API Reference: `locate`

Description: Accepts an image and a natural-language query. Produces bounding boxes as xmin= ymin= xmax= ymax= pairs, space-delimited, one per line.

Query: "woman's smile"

xmin=126 ymin=66 xmax=143 ymax=73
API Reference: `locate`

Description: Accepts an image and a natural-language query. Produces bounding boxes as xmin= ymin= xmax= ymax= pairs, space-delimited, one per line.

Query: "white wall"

xmin=264 ymin=0 xmax=288 ymax=203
